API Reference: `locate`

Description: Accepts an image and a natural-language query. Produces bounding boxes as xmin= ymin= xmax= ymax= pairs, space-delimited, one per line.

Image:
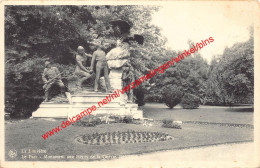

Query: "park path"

xmin=94 ymin=142 xmax=258 ymax=167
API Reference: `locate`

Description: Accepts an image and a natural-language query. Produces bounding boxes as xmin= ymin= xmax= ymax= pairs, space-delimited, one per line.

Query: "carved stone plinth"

xmin=109 ymin=68 xmax=128 ymax=105
xmin=32 ymin=89 xmax=143 ymax=119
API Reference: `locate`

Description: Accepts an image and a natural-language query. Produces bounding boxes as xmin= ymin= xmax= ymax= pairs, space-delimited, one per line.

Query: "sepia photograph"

xmin=0 ymin=1 xmax=259 ymax=167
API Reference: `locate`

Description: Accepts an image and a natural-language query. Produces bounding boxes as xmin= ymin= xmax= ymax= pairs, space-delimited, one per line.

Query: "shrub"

xmin=162 ymin=119 xmax=182 ymax=129
xmin=5 ymin=58 xmax=46 ymax=118
xmin=122 ymin=116 xmax=133 ymax=123
xmin=133 ymin=86 xmax=146 ymax=106
xmin=180 ymin=93 xmax=200 ymax=109
xmin=74 ymin=115 xmax=103 ymax=127
xmin=162 ymin=85 xmax=183 ymax=109
xmin=75 ymin=115 xmax=135 ymax=127
xmin=108 ymin=115 xmax=134 ymax=124
xmin=144 ymin=93 xmax=163 ymax=103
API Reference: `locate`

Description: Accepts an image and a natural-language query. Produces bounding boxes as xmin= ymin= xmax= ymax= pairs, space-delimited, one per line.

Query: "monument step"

xmin=71 ymin=91 xmax=119 ymax=96
xmin=33 ymin=102 xmax=141 ymax=119
xmin=71 ymin=96 xmax=121 ymax=103
xmin=33 ymin=107 xmax=129 ymax=118
xmin=72 ymin=102 xmax=120 ymax=106
xmin=32 ymin=108 xmax=68 ymax=118
xmin=32 ymin=108 xmax=143 ymax=119
xmin=73 ymin=105 xmax=139 ymax=111
xmin=71 ymin=88 xmax=118 ymax=95
xmin=68 ymin=107 xmax=139 ymax=118
xmin=38 ymin=102 xmax=138 ymax=110
xmin=39 ymin=103 xmax=70 ymax=108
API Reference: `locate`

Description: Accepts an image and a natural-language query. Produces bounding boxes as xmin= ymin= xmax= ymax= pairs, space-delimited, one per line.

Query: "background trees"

xmin=145 ymin=34 xmax=254 ymax=108
xmin=206 ymin=32 xmax=254 ymax=105
xmin=146 ymin=47 xmax=209 ymax=108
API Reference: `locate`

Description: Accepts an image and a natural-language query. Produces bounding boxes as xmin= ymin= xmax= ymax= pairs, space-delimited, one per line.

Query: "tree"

xmin=206 ymin=30 xmax=254 ymax=105
xmin=146 ymin=43 xmax=209 ymax=105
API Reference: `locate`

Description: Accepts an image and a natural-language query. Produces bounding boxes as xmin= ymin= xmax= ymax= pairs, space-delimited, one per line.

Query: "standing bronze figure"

xmin=90 ymin=46 xmax=111 ymax=92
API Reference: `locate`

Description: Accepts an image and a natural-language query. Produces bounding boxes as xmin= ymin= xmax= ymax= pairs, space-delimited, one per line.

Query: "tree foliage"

xmin=180 ymin=93 xmax=200 ymax=109
xmin=206 ymin=33 xmax=254 ymax=105
xmin=146 ymin=33 xmax=254 ymax=107
xmin=146 ymin=45 xmax=209 ymax=106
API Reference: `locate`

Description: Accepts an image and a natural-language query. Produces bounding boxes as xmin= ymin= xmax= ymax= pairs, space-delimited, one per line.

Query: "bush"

xmin=122 ymin=116 xmax=133 ymax=123
xmin=180 ymin=93 xmax=200 ymax=109
xmin=162 ymin=85 xmax=183 ymax=109
xmin=133 ymin=86 xmax=146 ymax=106
xmin=5 ymin=58 xmax=46 ymax=118
xmin=108 ymin=115 xmax=134 ymax=123
xmin=162 ymin=119 xmax=182 ymax=129
xmin=74 ymin=115 xmax=103 ymax=127
xmin=144 ymin=93 xmax=163 ymax=103
xmin=75 ymin=115 xmax=135 ymax=127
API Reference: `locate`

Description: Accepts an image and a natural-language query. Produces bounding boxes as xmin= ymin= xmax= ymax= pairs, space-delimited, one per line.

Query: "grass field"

xmin=5 ymin=104 xmax=253 ymax=161
xmin=142 ymin=103 xmax=253 ymax=124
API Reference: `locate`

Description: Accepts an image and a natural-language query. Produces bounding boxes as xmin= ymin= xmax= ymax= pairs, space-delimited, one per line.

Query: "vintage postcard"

xmin=0 ymin=0 xmax=259 ymax=167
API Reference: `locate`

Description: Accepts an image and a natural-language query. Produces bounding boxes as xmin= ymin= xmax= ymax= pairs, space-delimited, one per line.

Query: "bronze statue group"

xmin=42 ymin=44 xmax=134 ymax=102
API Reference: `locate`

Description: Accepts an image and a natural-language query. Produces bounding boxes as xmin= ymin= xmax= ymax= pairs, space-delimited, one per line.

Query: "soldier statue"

xmin=42 ymin=61 xmax=66 ymax=102
xmin=121 ymin=62 xmax=135 ymax=102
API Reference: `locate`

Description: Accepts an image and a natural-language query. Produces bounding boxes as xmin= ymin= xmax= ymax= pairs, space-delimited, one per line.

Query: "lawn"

xmin=142 ymin=103 xmax=253 ymax=125
xmin=5 ymin=104 xmax=253 ymax=161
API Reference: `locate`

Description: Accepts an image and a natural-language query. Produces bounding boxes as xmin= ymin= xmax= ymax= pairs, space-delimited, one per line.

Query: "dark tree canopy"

xmin=206 ymin=33 xmax=254 ymax=105
xmin=145 ymin=34 xmax=254 ymax=107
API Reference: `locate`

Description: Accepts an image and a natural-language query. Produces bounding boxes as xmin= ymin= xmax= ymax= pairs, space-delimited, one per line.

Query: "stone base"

xmin=32 ymin=90 xmax=143 ymax=119
xmin=109 ymin=69 xmax=127 ymax=104
xmin=32 ymin=103 xmax=69 ymax=118
xmin=32 ymin=102 xmax=142 ymax=119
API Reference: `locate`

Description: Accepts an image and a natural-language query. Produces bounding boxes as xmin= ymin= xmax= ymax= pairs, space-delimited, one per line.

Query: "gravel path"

xmin=93 ymin=142 xmax=258 ymax=167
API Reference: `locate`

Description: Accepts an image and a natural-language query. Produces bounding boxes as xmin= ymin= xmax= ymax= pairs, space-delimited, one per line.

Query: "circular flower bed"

xmin=76 ymin=131 xmax=174 ymax=145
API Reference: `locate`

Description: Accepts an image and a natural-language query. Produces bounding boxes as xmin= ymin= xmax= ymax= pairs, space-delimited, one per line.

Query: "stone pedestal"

xmin=109 ymin=68 xmax=128 ymax=105
xmin=32 ymin=90 xmax=143 ymax=119
xmin=31 ymin=103 xmax=69 ymax=118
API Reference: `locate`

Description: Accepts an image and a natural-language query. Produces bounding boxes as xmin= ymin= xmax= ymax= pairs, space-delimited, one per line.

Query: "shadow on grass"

xmin=225 ymin=108 xmax=254 ymax=112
